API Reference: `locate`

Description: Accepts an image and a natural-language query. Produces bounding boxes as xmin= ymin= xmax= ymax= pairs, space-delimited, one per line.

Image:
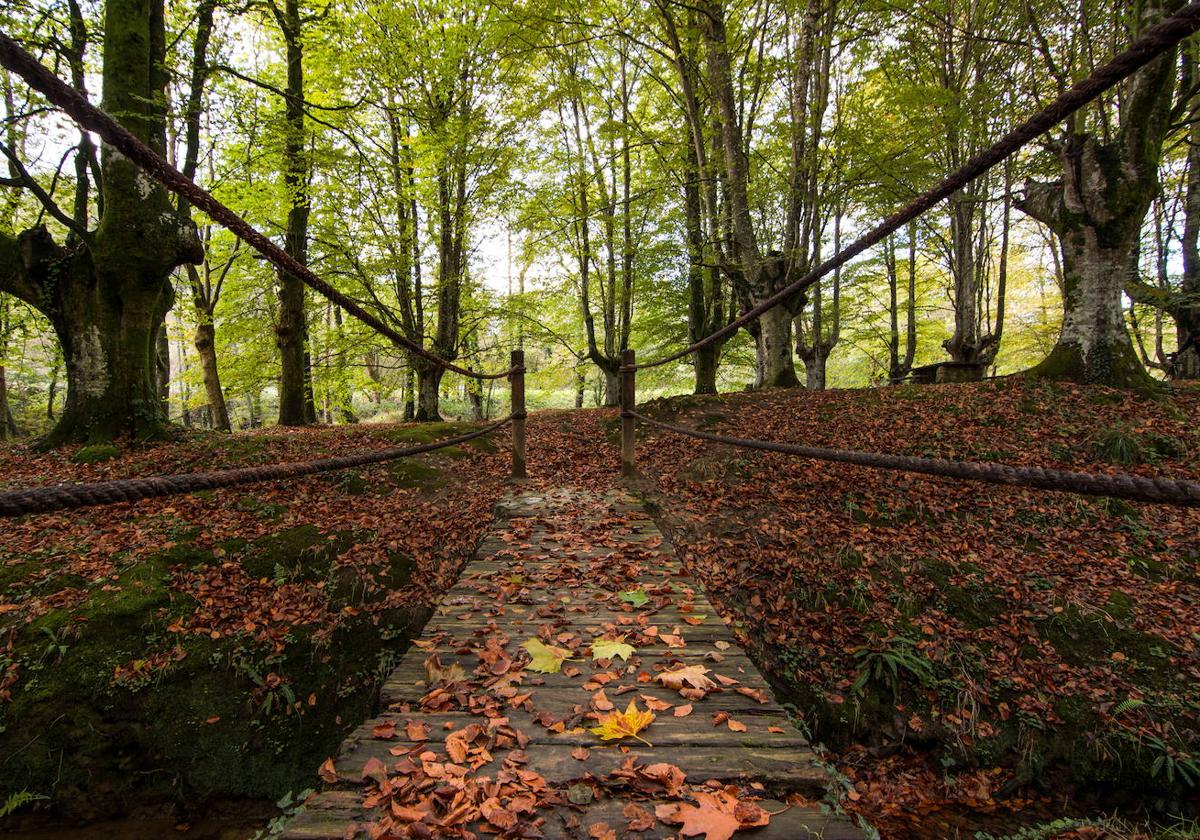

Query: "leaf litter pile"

xmin=594 ymin=379 xmax=1200 ymax=837
xmin=2 ymin=379 xmax=1199 ymax=838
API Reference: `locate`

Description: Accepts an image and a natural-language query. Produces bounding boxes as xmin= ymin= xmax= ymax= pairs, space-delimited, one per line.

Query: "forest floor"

xmin=0 ymin=377 xmax=1198 ymax=838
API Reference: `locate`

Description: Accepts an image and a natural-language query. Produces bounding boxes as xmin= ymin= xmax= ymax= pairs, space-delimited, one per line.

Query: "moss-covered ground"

xmin=0 ymin=420 xmax=509 ymax=828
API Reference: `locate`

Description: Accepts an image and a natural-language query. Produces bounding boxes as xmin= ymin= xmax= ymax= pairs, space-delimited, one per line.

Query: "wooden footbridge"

xmin=281 ymin=487 xmax=862 ymax=839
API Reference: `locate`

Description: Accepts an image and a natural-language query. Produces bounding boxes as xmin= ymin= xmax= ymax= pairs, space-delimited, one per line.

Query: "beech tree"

xmin=1017 ymin=0 xmax=1198 ymax=387
xmin=0 ymin=0 xmax=202 ymax=445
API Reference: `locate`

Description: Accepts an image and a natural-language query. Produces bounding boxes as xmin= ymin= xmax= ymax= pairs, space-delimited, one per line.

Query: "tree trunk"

xmin=467 ymin=377 xmax=483 ymax=421
xmin=601 ymin=366 xmax=619 ymax=408
xmin=755 ymin=305 xmax=800 ymax=388
xmin=403 ymin=366 xmax=416 ymax=421
xmin=574 ymin=366 xmax=586 ymax=408
xmin=277 ymin=271 xmax=309 ymax=425
xmin=801 ymin=347 xmax=828 ymax=390
xmin=48 ymin=246 xmax=183 ymax=445
xmin=693 ymin=345 xmax=720 ymax=395
xmin=194 ymin=319 xmax=231 ymax=432
xmin=1027 ymin=224 xmax=1152 ymax=387
xmin=415 ymin=365 xmax=444 ymax=421
xmin=0 ymin=362 xmax=8 ymax=442
xmin=0 ymin=0 xmax=202 ymax=446
xmin=1016 ymin=3 xmax=1177 ymax=389
xmin=47 ymin=355 xmax=59 ymax=420
xmin=274 ymin=0 xmax=314 ymax=426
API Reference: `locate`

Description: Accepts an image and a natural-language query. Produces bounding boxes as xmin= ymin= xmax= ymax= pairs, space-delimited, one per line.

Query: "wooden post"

xmin=620 ymin=349 xmax=636 ymax=477
xmin=510 ymin=349 xmax=526 ymax=479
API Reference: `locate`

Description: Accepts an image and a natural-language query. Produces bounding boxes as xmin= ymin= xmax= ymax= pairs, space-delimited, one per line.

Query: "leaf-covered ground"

xmin=1 ymin=378 xmax=1198 ymax=838
xmin=520 ymin=378 xmax=1200 ymax=837
xmin=0 ymin=422 xmax=509 ymax=827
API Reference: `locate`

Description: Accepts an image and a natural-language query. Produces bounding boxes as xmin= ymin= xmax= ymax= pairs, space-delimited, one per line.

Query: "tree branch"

xmin=0 ymin=140 xmax=91 ymax=243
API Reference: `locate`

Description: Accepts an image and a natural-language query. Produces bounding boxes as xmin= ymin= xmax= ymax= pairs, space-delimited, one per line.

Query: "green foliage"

xmin=1093 ymin=426 xmax=1189 ymax=465
xmin=0 ymin=790 xmax=46 ymax=818
xmin=851 ymin=634 xmax=935 ymax=697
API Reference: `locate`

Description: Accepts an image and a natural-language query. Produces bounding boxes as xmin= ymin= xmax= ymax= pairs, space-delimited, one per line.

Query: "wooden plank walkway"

xmin=282 ymin=487 xmax=863 ymax=839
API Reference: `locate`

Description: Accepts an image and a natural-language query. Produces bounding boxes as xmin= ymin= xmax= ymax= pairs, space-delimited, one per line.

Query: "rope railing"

xmin=0 ymin=33 xmax=514 ymax=383
xmin=628 ymin=410 xmax=1200 ymax=508
xmin=0 ymin=417 xmax=512 ymax=518
xmin=625 ymin=0 xmax=1200 ymax=372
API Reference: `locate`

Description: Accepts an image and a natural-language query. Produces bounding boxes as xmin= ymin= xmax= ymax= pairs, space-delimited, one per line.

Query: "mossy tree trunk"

xmin=273 ymin=0 xmax=316 ymax=426
xmin=0 ymin=0 xmax=202 ymax=446
xmin=1015 ymin=0 xmax=1181 ymax=389
xmin=414 ymin=364 xmax=444 ymax=422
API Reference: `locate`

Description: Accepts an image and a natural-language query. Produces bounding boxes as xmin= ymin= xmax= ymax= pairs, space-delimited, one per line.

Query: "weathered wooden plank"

xmin=279 ymin=487 xmax=861 ymax=839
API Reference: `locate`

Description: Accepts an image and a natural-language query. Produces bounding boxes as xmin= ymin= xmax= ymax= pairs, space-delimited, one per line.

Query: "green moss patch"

xmin=71 ymin=443 xmax=120 ymax=464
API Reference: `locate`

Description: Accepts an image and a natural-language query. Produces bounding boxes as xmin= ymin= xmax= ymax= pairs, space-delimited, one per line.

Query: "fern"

xmin=1113 ymin=697 xmax=1145 ymax=717
xmin=0 ymin=790 xmax=46 ymax=819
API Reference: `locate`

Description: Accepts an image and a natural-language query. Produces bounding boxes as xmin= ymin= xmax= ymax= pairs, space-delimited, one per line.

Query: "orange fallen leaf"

xmin=590 ymin=700 xmax=655 ymax=746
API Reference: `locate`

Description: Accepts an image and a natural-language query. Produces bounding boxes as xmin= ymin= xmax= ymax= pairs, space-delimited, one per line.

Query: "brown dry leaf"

xmin=673 ymin=703 xmax=694 ymax=717
xmin=640 ymin=762 xmax=687 ymax=796
xmin=406 ymin=720 xmax=429 ymax=741
xmin=727 ymin=718 xmax=748 ymax=732
xmin=360 ymin=756 xmax=389 ymax=784
xmin=735 ymin=686 xmax=770 ymax=704
xmin=640 ymin=694 xmax=673 ymax=712
xmin=655 ymin=789 xmax=770 ymax=840
xmin=588 ymin=822 xmax=617 ymax=840
xmin=656 ymin=664 xmax=717 ymax=695
xmin=572 ymin=746 xmax=591 ymax=760
xmin=481 ymin=797 xmax=517 ymax=830
xmin=590 ymin=699 xmax=656 ymax=745
xmin=592 ymin=688 xmax=615 ymax=711
xmin=372 ymin=720 xmax=396 ymax=739
xmin=318 ymin=757 xmax=338 ymax=784
xmin=624 ymin=802 xmax=656 ymax=832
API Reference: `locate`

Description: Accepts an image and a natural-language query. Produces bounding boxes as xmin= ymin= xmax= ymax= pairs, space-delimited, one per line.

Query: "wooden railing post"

xmin=510 ymin=350 xmax=527 ymax=479
xmin=620 ymin=349 xmax=636 ymax=477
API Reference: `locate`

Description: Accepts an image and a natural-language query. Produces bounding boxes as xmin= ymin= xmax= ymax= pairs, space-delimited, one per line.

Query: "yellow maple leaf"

xmin=591 ymin=635 xmax=635 ymax=661
xmin=521 ymin=638 xmax=573 ymax=673
xmin=590 ymin=699 xmax=656 ymax=746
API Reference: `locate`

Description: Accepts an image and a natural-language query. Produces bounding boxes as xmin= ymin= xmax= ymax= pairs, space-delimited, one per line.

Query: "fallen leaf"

xmin=522 ymin=638 xmax=573 ymax=673
xmin=590 ymin=700 xmax=656 ymax=745
xmin=592 ymin=636 xmax=636 ymax=661
xmin=657 ymin=664 xmax=717 ymax=695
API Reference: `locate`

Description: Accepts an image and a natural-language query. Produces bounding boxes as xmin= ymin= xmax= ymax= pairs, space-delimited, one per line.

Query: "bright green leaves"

xmin=618 ymin=589 xmax=649 ymax=608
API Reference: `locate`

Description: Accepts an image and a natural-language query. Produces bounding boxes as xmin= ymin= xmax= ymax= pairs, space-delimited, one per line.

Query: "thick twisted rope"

xmin=0 ymin=34 xmax=513 ymax=382
xmin=0 ymin=418 xmax=510 ymax=518
xmin=627 ymin=1 xmax=1200 ymax=371
xmin=630 ymin=412 xmax=1200 ymax=508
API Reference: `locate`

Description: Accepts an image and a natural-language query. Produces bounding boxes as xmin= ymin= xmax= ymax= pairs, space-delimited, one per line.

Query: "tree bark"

xmin=403 ymin=366 xmax=415 ymax=421
xmin=274 ymin=0 xmax=315 ymax=426
xmin=415 ymin=365 xmax=444 ymax=422
xmin=194 ymin=319 xmax=231 ymax=432
xmin=0 ymin=361 xmax=8 ymax=442
xmin=0 ymin=0 xmax=202 ymax=446
xmin=1016 ymin=1 xmax=1178 ymax=389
